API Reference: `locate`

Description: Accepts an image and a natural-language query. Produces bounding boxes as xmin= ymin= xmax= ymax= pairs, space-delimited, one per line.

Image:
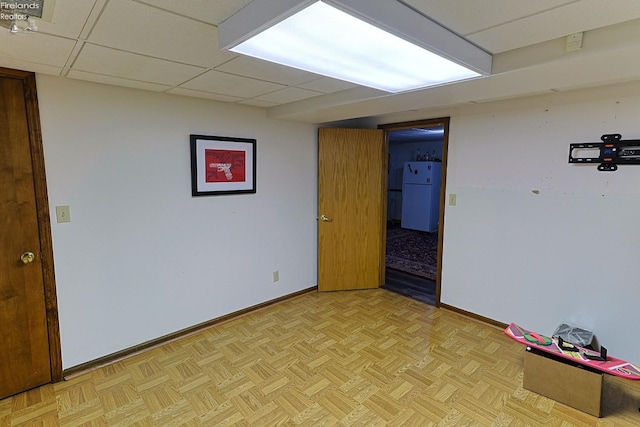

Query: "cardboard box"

xmin=523 ymin=349 xmax=603 ymax=417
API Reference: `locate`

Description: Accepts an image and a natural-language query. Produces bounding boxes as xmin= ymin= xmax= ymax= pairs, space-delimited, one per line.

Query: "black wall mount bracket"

xmin=569 ymin=134 xmax=640 ymax=171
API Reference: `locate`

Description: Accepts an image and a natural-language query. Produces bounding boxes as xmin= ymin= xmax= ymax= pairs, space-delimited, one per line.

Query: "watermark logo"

xmin=1 ymin=1 xmax=43 ymax=21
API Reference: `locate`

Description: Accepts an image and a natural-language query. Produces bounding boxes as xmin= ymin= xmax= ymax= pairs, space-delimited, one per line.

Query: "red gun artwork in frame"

xmin=190 ymin=134 xmax=256 ymax=196
xmin=204 ymin=149 xmax=246 ymax=183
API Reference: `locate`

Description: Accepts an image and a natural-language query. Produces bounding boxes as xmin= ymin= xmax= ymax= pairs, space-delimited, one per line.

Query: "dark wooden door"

xmin=317 ymin=128 xmax=387 ymax=291
xmin=0 ymin=70 xmax=60 ymax=398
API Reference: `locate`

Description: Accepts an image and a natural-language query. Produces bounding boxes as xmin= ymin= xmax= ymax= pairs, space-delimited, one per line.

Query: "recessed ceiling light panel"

xmin=219 ymin=0 xmax=491 ymax=93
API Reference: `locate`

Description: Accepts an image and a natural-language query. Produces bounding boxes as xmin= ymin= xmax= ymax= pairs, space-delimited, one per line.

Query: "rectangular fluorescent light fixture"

xmin=219 ymin=0 xmax=492 ymax=93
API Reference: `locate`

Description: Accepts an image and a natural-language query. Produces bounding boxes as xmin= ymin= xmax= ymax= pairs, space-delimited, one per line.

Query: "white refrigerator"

xmin=401 ymin=161 xmax=442 ymax=232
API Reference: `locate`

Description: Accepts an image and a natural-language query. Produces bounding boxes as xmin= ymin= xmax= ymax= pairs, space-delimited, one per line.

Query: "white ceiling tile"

xmin=67 ymin=70 xmax=171 ymax=91
xmin=73 ymin=44 xmax=205 ymax=85
xmin=0 ymin=58 xmax=62 ymax=76
xmin=167 ymin=87 xmax=244 ymax=103
xmin=297 ymin=77 xmax=358 ymax=93
xmin=180 ymin=70 xmax=285 ymax=98
xmin=87 ymin=0 xmax=235 ymax=68
xmin=0 ymin=0 xmax=637 ymax=121
xmin=252 ymin=87 xmax=322 ymax=104
xmin=403 ymin=0 xmax=576 ymax=35
xmin=239 ymin=99 xmax=278 ymax=108
xmin=32 ymin=0 xmax=97 ymax=39
xmin=136 ymin=0 xmax=253 ymax=25
xmin=215 ymin=56 xmax=320 ymax=86
xmin=0 ymin=32 xmax=76 ymax=68
xmin=468 ymin=0 xmax=640 ymax=53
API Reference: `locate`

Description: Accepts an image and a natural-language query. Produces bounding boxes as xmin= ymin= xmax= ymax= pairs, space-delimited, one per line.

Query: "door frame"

xmin=1 ymin=67 xmax=63 ymax=382
xmin=379 ymin=117 xmax=450 ymax=307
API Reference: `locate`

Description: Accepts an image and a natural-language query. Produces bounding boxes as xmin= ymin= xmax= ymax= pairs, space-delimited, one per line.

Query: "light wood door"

xmin=0 ymin=73 xmax=53 ymax=398
xmin=318 ymin=128 xmax=387 ymax=291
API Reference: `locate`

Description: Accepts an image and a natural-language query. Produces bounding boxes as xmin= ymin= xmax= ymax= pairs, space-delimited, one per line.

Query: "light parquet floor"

xmin=2 ymin=289 xmax=640 ymax=426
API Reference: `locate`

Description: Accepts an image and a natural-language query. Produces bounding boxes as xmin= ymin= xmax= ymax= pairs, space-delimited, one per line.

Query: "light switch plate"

xmin=56 ymin=205 xmax=71 ymax=223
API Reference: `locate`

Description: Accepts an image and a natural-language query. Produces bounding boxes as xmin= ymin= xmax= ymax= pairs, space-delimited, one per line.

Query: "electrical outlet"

xmin=272 ymin=271 xmax=280 ymax=282
xmin=448 ymin=194 xmax=457 ymax=206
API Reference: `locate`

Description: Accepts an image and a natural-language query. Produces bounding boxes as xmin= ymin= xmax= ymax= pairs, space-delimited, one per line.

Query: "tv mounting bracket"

xmin=569 ymin=133 xmax=640 ymax=171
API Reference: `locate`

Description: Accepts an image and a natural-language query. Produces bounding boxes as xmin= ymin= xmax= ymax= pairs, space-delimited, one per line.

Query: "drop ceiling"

xmin=2 ymin=0 xmax=640 ymax=123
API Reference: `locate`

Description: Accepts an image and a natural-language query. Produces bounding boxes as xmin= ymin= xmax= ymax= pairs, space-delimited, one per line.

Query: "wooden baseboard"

xmin=63 ymin=286 xmax=317 ymax=378
xmin=439 ymin=303 xmax=507 ymax=329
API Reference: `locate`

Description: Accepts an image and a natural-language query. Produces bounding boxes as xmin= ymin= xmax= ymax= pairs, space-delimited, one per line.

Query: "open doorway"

xmin=379 ymin=119 xmax=449 ymax=306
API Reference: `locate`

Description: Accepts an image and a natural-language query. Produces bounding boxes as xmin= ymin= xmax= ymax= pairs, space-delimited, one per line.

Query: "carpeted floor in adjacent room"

xmin=383 ymin=226 xmax=437 ymax=305
xmin=385 ymin=227 xmax=438 ymax=281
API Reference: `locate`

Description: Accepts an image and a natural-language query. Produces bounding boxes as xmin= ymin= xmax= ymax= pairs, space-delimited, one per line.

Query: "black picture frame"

xmin=190 ymin=134 xmax=257 ymax=196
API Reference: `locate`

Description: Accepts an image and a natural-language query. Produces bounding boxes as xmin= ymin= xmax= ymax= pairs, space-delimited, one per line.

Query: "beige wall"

xmin=441 ymin=82 xmax=640 ymax=361
xmin=37 ymin=75 xmax=318 ymax=369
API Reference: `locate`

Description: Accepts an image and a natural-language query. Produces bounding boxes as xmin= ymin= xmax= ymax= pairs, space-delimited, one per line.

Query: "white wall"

xmin=37 ymin=74 xmax=640 ymax=367
xmin=36 ymin=75 xmax=318 ymax=369
xmin=441 ymin=81 xmax=640 ymax=361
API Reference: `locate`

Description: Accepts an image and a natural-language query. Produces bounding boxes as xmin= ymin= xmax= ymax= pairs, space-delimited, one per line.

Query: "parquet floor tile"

xmin=2 ymin=289 xmax=640 ymax=425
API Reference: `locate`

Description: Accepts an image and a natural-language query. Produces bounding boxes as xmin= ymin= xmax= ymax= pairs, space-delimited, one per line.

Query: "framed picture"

xmin=190 ymin=134 xmax=256 ymax=196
